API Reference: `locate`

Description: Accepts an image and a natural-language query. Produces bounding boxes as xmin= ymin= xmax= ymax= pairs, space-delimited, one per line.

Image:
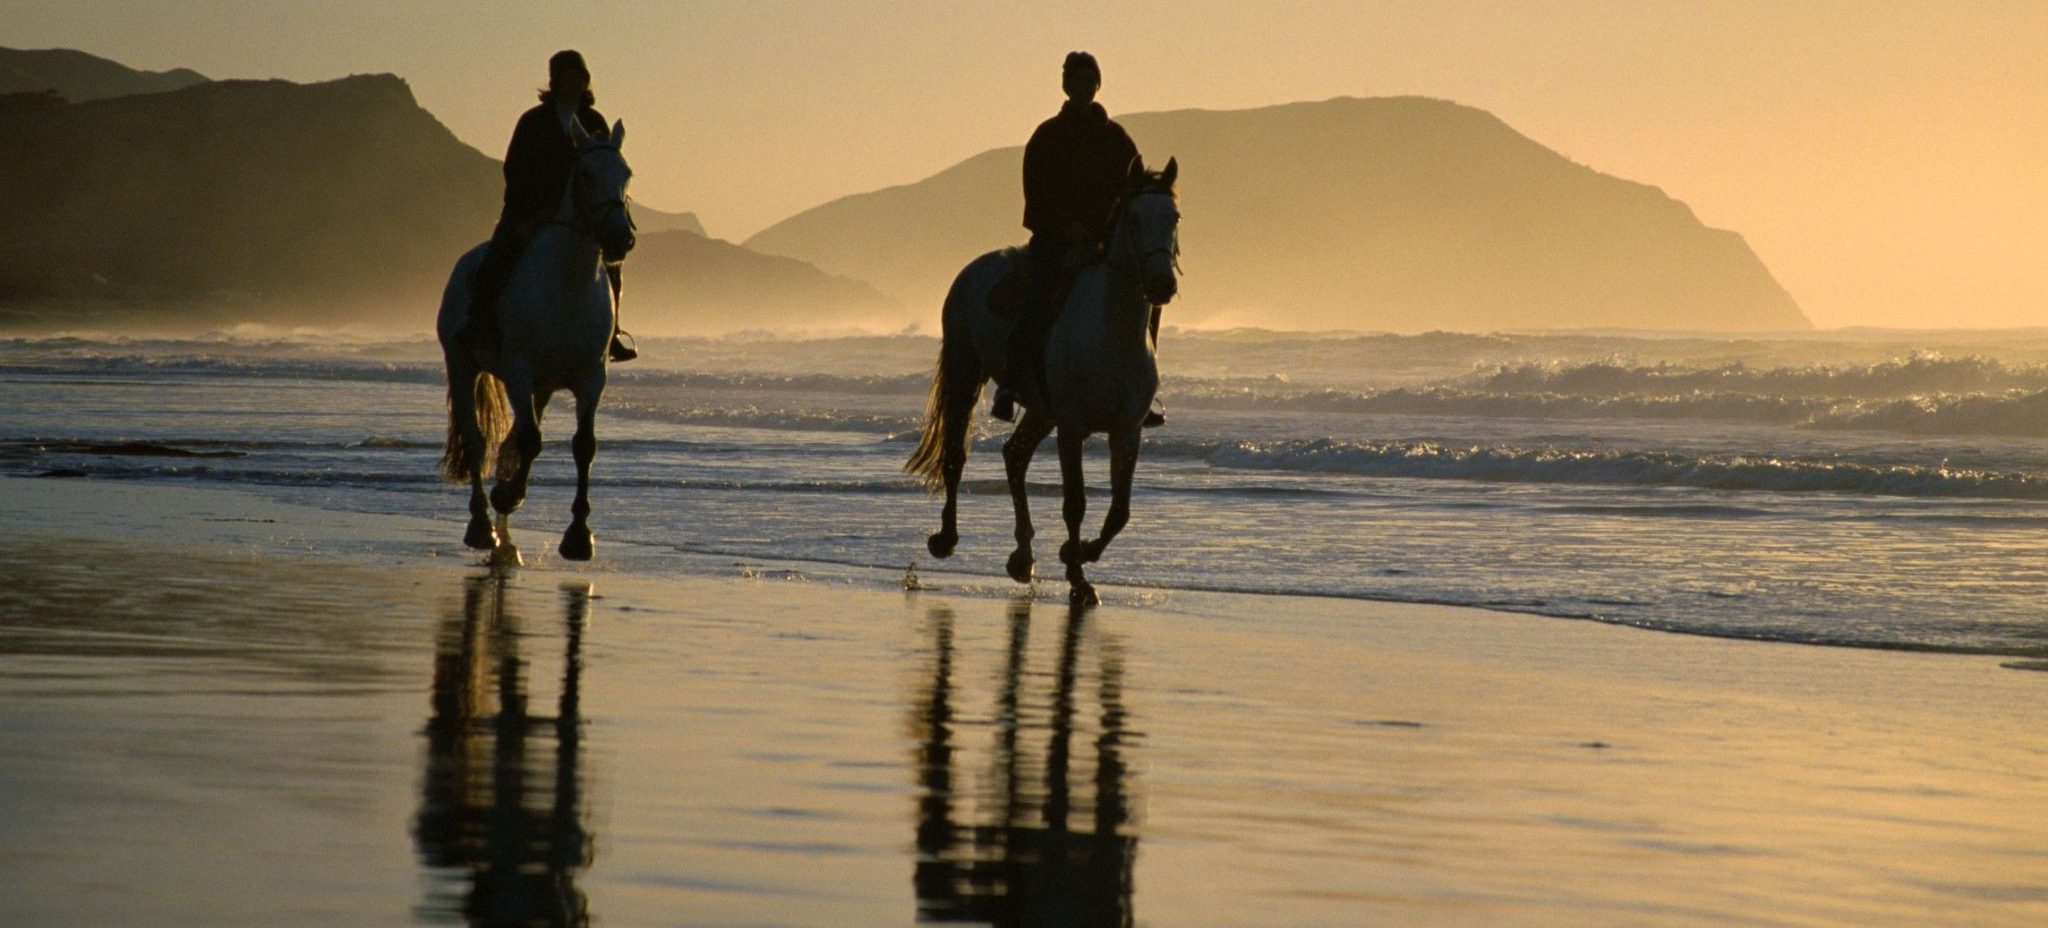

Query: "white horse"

xmin=437 ymin=119 xmax=635 ymax=564
xmin=907 ymin=158 xmax=1181 ymax=604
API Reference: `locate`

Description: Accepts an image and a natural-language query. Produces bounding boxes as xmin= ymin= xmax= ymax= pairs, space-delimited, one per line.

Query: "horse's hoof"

xmin=489 ymin=485 xmax=522 ymax=515
xmin=464 ymin=519 xmax=497 ymax=551
xmin=559 ymin=526 xmax=594 ymax=562
xmin=490 ymin=543 xmax=524 ymax=572
xmin=927 ymin=529 xmax=958 ymax=560
xmin=1081 ymin=538 xmax=1107 ymax=564
xmin=1058 ymin=539 xmax=1081 ymax=566
xmin=1006 ymin=548 xmax=1035 ymax=584
xmin=1069 ymin=582 xmax=1098 ymax=607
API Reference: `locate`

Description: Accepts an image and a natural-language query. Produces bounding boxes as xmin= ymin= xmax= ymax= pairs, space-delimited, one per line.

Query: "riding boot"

xmin=608 ymin=332 xmax=638 ymax=363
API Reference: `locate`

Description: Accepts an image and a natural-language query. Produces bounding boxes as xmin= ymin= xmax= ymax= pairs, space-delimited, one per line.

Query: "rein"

xmin=1108 ymin=185 xmax=1182 ymax=296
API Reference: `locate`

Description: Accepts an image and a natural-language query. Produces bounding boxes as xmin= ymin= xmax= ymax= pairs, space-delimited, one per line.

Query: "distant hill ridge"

xmin=746 ymin=95 xmax=1809 ymax=332
xmin=0 ymin=61 xmax=891 ymax=332
xmin=0 ymin=46 xmax=208 ymax=101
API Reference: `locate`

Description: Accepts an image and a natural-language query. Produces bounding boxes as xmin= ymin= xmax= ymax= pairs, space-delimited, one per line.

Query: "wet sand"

xmin=1 ymin=477 xmax=2044 ymax=926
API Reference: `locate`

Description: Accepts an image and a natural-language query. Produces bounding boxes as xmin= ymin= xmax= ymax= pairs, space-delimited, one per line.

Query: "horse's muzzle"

xmin=1146 ymin=277 xmax=1177 ymax=305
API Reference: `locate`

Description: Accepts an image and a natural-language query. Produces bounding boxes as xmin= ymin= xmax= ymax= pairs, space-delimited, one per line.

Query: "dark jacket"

xmin=1022 ymin=101 xmax=1141 ymax=239
xmin=502 ymin=101 xmax=610 ymax=225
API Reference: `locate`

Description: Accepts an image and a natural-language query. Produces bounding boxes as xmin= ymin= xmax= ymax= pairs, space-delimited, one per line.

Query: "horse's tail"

xmin=905 ymin=344 xmax=962 ymax=492
xmin=905 ymin=266 xmax=992 ymax=491
xmin=440 ymin=370 xmax=511 ymax=484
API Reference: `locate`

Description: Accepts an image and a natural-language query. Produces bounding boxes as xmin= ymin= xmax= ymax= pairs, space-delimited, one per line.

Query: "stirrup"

xmin=608 ymin=330 xmax=638 ymax=363
xmin=991 ymin=389 xmax=1017 ymax=423
xmin=1143 ymin=401 xmax=1166 ymax=429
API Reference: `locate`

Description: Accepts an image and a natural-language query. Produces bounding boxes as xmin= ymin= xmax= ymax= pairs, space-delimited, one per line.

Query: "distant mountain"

xmin=0 ymin=47 xmax=208 ymax=101
xmin=0 ymin=68 xmax=894 ymax=333
xmin=746 ymin=96 xmax=1809 ymax=332
xmin=636 ymin=205 xmax=707 ymax=237
xmin=625 ymin=231 xmax=898 ymax=333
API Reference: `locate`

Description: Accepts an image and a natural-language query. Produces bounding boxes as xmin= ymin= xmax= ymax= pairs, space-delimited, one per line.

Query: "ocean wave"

xmin=1195 ymin=439 xmax=2048 ymax=499
xmin=1168 ymin=384 xmax=1837 ymax=424
xmin=1460 ymin=355 xmax=2048 ymax=399
xmin=1165 ymin=381 xmax=2048 ymax=437
xmin=1808 ymin=390 xmax=2048 ymax=437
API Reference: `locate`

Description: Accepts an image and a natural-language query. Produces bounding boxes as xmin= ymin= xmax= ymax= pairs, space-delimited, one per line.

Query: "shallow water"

xmin=4 ymin=330 xmax=2048 ymax=655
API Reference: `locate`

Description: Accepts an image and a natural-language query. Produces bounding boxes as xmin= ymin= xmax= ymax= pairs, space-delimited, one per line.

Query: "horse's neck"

xmin=1065 ymin=262 xmax=1149 ymax=360
xmin=529 ymin=184 xmax=601 ymax=280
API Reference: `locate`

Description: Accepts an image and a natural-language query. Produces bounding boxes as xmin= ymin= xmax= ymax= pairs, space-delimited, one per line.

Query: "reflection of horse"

xmin=414 ymin=577 xmax=595 ymax=928
xmin=908 ymin=161 xmax=1181 ymax=604
xmin=437 ymin=119 xmax=636 ymax=565
xmin=912 ymin=602 xmax=1138 ymax=926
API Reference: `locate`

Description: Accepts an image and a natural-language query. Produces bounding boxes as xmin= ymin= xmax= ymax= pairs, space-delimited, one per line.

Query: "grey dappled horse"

xmin=438 ymin=119 xmax=635 ymax=564
xmin=908 ymin=159 xmax=1181 ymax=604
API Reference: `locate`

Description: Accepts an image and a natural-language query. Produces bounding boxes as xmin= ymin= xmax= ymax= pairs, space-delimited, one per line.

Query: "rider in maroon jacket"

xmin=992 ymin=52 xmax=1157 ymax=425
xmin=463 ymin=50 xmax=635 ymax=362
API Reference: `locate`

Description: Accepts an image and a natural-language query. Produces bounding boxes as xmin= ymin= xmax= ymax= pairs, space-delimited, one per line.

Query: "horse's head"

xmin=569 ymin=118 xmax=637 ymax=262
xmin=1117 ymin=157 xmax=1180 ymax=306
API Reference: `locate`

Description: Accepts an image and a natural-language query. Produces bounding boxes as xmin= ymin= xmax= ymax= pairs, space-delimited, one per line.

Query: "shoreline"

xmin=4 ymin=474 xmax=2043 ymax=665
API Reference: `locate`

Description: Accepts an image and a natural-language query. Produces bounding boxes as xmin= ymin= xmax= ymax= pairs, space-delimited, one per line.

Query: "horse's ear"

xmin=1128 ymin=157 xmax=1147 ymax=184
xmin=611 ymin=119 xmax=626 ymax=148
xmin=1161 ymin=157 xmax=1177 ymax=190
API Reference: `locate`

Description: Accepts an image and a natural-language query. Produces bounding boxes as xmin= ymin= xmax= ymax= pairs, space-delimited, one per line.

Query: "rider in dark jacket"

xmin=465 ymin=50 xmax=635 ymax=362
xmin=993 ymin=52 xmax=1156 ymax=424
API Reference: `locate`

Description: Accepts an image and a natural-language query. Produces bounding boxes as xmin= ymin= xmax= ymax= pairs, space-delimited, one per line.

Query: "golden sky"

xmin=8 ymin=0 xmax=2044 ymax=328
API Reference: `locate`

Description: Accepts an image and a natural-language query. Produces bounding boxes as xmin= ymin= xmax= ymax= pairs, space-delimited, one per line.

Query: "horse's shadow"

xmin=912 ymin=600 xmax=1139 ymax=926
xmin=413 ymin=576 xmax=595 ymax=928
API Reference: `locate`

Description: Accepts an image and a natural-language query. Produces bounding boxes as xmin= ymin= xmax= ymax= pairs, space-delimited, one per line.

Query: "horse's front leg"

xmin=1081 ymin=426 xmax=1139 ymax=564
xmin=1055 ymin=431 xmax=1096 ymax=605
xmin=1002 ymin=411 xmax=1056 ymax=583
xmin=558 ymin=384 xmax=601 ymax=561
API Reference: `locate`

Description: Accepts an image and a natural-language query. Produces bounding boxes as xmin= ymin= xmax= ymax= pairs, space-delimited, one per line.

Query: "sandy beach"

xmin=0 ymin=475 xmax=2041 ymax=926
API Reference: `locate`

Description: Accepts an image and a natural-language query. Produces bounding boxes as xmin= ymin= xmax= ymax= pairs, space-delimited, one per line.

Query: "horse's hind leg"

xmin=1082 ymin=426 xmax=1140 ymax=564
xmin=1055 ymin=431 xmax=1096 ymax=605
xmin=449 ymin=367 xmax=496 ymax=550
xmin=1002 ymin=410 xmax=1055 ymax=583
xmin=559 ymin=384 xmax=601 ymax=562
xmin=926 ymin=348 xmax=982 ymax=560
xmin=489 ymin=381 xmax=543 ymax=520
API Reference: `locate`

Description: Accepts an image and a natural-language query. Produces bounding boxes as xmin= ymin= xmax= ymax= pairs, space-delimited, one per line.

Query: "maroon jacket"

xmin=1022 ymin=101 xmax=1141 ymax=239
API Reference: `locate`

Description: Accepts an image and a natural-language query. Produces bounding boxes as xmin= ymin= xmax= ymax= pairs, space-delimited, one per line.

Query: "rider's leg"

xmin=1144 ymin=304 xmax=1166 ymax=428
xmin=465 ymin=217 xmax=526 ymax=352
xmin=605 ymin=263 xmax=636 ymax=363
xmin=994 ymin=233 xmax=1064 ymax=421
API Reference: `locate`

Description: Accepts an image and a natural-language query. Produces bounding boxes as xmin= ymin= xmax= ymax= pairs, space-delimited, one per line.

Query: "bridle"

xmin=1111 ymin=184 xmax=1183 ymax=288
xmin=553 ymin=143 xmax=632 ymax=246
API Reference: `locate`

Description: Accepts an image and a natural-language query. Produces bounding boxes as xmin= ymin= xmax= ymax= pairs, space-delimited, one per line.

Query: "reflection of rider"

xmin=991 ymin=52 xmax=1141 ymax=424
xmin=912 ymin=602 xmax=1137 ymax=925
xmin=464 ymin=50 xmax=636 ymax=363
